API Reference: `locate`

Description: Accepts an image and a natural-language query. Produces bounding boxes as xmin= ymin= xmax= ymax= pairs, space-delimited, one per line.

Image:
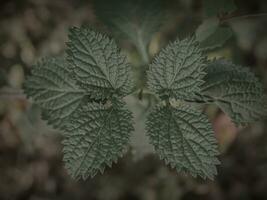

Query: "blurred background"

xmin=1 ymin=0 xmax=267 ymax=199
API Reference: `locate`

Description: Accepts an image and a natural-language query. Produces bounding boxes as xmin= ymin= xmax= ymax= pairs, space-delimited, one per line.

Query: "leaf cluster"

xmin=24 ymin=27 xmax=134 ymax=180
xmin=24 ymin=0 xmax=266 ymax=180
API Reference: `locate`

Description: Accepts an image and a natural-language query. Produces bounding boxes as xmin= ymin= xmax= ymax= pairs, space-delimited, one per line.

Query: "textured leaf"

xmin=196 ymin=17 xmax=219 ymax=42
xmin=146 ymin=104 xmax=220 ymax=179
xmin=62 ymin=99 xmax=134 ymax=179
xmin=23 ymin=57 xmax=86 ymax=128
xmin=94 ymin=0 xmax=163 ymax=47
xmin=198 ymin=59 xmax=267 ymax=125
xmin=67 ymin=27 xmax=133 ymax=100
xmin=203 ymin=0 xmax=236 ymax=17
xmin=147 ymin=37 xmax=206 ymax=100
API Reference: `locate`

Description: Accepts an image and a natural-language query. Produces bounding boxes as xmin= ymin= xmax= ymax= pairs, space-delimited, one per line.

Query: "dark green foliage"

xmin=23 ymin=0 xmax=266 ymax=180
xmin=63 ymin=99 xmax=134 ymax=180
xmin=23 ymin=57 xmax=87 ymax=129
xmin=197 ymin=59 xmax=267 ymax=125
xmin=24 ymin=27 xmax=134 ymax=179
xmin=67 ymin=27 xmax=133 ymax=100
xmin=147 ymin=37 xmax=206 ymax=100
xmin=146 ymin=104 xmax=220 ymax=180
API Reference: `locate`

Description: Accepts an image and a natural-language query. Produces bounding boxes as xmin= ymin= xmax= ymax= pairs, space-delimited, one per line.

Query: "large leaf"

xmin=24 ymin=57 xmax=86 ymax=128
xmin=146 ymin=104 xmax=220 ymax=179
xmin=147 ymin=37 xmax=206 ymax=100
xmin=199 ymin=59 xmax=267 ymax=125
xmin=67 ymin=27 xmax=133 ymax=100
xmin=62 ymin=99 xmax=134 ymax=179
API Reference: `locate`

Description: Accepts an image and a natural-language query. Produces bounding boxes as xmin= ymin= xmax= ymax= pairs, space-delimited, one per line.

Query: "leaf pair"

xmin=24 ymin=26 xmax=266 ymax=180
xmin=146 ymin=35 xmax=266 ymax=179
xmin=24 ymin=27 xmax=134 ymax=180
xmin=146 ymin=37 xmax=220 ymax=179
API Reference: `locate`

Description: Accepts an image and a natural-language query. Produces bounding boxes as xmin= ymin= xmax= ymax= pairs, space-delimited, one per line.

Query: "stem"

xmin=135 ymin=30 xmax=150 ymax=100
xmin=0 ymin=88 xmax=25 ymax=100
xmin=221 ymin=13 xmax=267 ymax=24
xmin=136 ymin=31 xmax=150 ymax=65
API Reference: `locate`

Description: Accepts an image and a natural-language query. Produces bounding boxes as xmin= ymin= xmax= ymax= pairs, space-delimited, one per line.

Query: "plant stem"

xmin=0 ymin=88 xmax=25 ymax=100
xmin=221 ymin=13 xmax=267 ymax=23
xmin=136 ymin=31 xmax=150 ymax=65
xmin=135 ymin=31 xmax=150 ymax=100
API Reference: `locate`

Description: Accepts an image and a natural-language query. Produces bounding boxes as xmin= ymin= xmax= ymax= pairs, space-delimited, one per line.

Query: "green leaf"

xmin=198 ymin=59 xmax=267 ymax=125
xmin=196 ymin=17 xmax=220 ymax=42
xmin=62 ymin=99 xmax=134 ymax=180
xmin=94 ymin=0 xmax=163 ymax=48
xmin=146 ymin=104 xmax=220 ymax=179
xmin=67 ymin=27 xmax=133 ymax=100
xmin=200 ymin=27 xmax=232 ymax=51
xmin=203 ymin=0 xmax=236 ymax=17
xmin=23 ymin=57 xmax=86 ymax=128
xmin=147 ymin=37 xmax=206 ymax=100
xmin=195 ymin=17 xmax=232 ymax=51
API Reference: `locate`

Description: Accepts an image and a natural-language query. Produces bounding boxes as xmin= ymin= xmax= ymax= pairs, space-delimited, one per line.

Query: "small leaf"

xmin=195 ymin=17 xmax=232 ymax=51
xmin=147 ymin=37 xmax=206 ymax=100
xmin=199 ymin=59 xmax=267 ymax=125
xmin=23 ymin=57 xmax=86 ymax=128
xmin=196 ymin=17 xmax=220 ymax=42
xmin=146 ymin=104 xmax=220 ymax=179
xmin=203 ymin=0 xmax=236 ymax=17
xmin=67 ymin=27 xmax=133 ymax=100
xmin=62 ymin=99 xmax=134 ymax=180
xmin=94 ymin=0 xmax=164 ymax=47
xmin=200 ymin=26 xmax=232 ymax=51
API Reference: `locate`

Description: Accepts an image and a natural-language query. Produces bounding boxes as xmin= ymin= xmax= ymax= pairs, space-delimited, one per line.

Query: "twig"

xmin=0 ymin=88 xmax=26 ymax=100
xmin=221 ymin=13 xmax=267 ymax=23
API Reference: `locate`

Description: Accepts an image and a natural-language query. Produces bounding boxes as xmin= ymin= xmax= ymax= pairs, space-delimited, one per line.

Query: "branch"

xmin=0 ymin=87 xmax=26 ymax=100
xmin=221 ymin=13 xmax=267 ymax=24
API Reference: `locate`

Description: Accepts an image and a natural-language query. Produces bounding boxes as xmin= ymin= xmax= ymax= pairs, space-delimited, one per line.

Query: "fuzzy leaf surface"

xmin=199 ymin=59 xmax=267 ymax=125
xmin=146 ymin=105 xmax=220 ymax=179
xmin=62 ymin=100 xmax=134 ymax=180
xmin=23 ymin=57 xmax=86 ymax=128
xmin=67 ymin=27 xmax=133 ymax=100
xmin=147 ymin=37 xmax=206 ymax=100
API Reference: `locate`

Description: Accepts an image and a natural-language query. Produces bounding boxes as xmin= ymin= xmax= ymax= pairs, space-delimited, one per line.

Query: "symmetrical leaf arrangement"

xmin=24 ymin=0 xmax=266 ymax=180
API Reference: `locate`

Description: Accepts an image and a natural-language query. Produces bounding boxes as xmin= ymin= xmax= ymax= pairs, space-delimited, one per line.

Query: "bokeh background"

xmin=1 ymin=0 xmax=267 ymax=199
